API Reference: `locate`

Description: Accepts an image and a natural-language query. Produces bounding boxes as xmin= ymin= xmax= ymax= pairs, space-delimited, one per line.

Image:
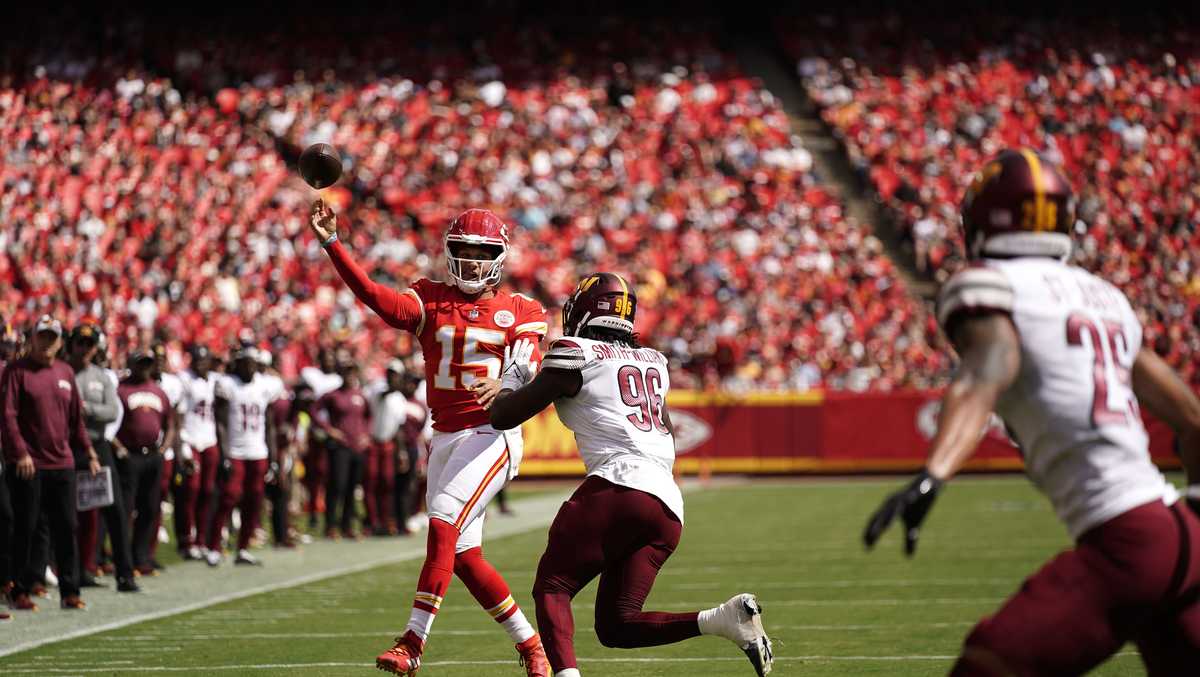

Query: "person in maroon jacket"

xmin=1 ymin=316 xmax=99 ymax=611
xmin=0 ymin=318 xmax=20 ymax=620
xmin=114 ymin=350 xmax=176 ymax=576
xmin=316 ymin=360 xmax=371 ymax=540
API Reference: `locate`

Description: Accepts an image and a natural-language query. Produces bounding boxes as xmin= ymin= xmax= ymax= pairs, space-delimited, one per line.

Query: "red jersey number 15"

xmin=433 ymin=325 xmax=505 ymax=390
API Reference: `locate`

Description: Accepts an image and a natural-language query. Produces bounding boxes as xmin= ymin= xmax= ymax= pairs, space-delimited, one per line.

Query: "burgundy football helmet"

xmin=445 ymin=209 xmax=509 ymax=294
xmin=961 ymin=148 xmax=1075 ymax=260
xmin=562 ymin=273 xmax=637 ymax=338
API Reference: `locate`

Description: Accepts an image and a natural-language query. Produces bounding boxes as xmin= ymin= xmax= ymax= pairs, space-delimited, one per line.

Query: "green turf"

xmin=1 ymin=477 xmax=1161 ymax=675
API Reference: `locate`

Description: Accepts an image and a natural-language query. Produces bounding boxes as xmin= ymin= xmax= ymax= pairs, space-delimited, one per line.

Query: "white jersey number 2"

xmin=1065 ymin=313 xmax=1136 ymax=428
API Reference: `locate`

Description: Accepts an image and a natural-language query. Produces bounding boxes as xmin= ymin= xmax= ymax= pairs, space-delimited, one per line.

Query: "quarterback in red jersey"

xmin=310 ymin=200 xmax=550 ymax=676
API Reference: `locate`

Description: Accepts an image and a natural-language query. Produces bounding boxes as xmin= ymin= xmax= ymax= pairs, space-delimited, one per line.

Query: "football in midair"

xmin=298 ymin=143 xmax=343 ymax=189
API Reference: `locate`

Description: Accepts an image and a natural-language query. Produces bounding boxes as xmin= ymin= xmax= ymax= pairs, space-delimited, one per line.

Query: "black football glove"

xmin=863 ymin=469 xmax=943 ymax=557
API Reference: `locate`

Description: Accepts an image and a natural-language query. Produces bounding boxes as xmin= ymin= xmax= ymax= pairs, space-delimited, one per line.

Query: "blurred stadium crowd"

xmin=0 ymin=3 xmax=1197 ymax=395
xmin=785 ymin=8 xmax=1200 ymax=386
xmin=0 ymin=6 xmax=947 ymax=393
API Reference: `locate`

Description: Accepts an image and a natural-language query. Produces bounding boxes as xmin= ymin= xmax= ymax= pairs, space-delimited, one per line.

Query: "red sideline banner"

xmin=517 ymin=390 xmax=1181 ymax=476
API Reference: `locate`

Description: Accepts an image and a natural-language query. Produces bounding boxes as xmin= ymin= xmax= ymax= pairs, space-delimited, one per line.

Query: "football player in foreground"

xmin=487 ymin=273 xmax=774 ymax=677
xmin=864 ymin=149 xmax=1200 ymax=676
xmin=310 ymin=199 xmax=550 ymax=676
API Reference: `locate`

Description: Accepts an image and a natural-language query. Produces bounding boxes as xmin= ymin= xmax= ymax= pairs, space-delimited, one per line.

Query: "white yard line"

xmin=667 ymin=578 xmax=1017 ymax=590
xmin=91 ymin=621 xmax=985 ymax=643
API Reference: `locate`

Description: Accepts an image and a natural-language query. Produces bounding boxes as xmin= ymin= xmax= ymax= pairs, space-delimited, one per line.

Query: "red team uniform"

xmin=317 ymin=204 xmax=550 ymax=676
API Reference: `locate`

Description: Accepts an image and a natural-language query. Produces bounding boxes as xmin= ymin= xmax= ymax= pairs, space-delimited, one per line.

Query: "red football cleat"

xmin=375 ymin=630 xmax=423 ymax=675
xmin=61 ymin=596 xmax=86 ymax=610
xmin=30 ymin=583 xmax=49 ymax=598
xmin=515 ymin=634 xmax=551 ymax=677
xmin=0 ymin=611 xmax=11 ymax=622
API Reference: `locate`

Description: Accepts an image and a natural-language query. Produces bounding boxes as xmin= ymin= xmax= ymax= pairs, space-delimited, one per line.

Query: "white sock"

xmin=487 ymin=595 xmax=536 ymax=644
xmin=406 ymin=608 xmax=436 ymax=642
xmin=501 ymin=607 xmax=536 ymax=644
xmin=555 ymin=670 xmax=582 ymax=677
xmin=407 ymin=591 xmax=444 ymax=642
xmin=697 ymin=606 xmax=721 ymax=636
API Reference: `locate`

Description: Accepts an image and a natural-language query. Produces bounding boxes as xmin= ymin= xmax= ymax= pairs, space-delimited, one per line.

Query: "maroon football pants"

xmin=364 ymin=441 xmax=396 ymax=531
xmin=952 ymin=500 xmax=1200 ymax=677
xmin=532 ymin=476 xmax=700 ymax=671
xmin=205 ymin=458 xmax=267 ymax=552
xmin=173 ymin=446 xmax=218 ymax=549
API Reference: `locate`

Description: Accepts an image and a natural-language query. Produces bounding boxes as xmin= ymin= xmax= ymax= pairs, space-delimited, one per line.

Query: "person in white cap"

xmin=2 ymin=316 xmax=100 ymax=611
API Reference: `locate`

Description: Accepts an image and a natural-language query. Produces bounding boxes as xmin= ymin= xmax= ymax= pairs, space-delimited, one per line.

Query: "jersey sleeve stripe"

xmin=937 ymin=286 xmax=1015 ymax=327
xmin=514 ymin=321 xmax=548 ymax=337
xmin=404 ymin=289 xmax=425 ymax=335
xmin=542 ymin=345 xmax=586 ymax=370
xmin=542 ymin=356 xmax=586 ymax=370
xmin=936 ymin=268 xmax=1015 ymax=328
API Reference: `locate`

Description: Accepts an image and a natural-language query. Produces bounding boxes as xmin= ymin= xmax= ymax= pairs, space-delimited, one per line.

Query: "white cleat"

xmin=700 ymin=593 xmax=774 ymax=676
xmin=234 ymin=549 xmax=262 ymax=566
xmin=205 ymin=550 xmax=223 ymax=567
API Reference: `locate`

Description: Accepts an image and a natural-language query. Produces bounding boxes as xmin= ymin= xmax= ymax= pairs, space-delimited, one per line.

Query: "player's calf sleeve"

xmin=406 ymin=518 xmax=459 ymax=642
xmin=454 ymin=547 xmax=536 ymax=644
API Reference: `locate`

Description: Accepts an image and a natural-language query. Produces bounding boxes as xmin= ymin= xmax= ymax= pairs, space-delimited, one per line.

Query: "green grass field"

xmin=0 ymin=477 xmax=1155 ymax=676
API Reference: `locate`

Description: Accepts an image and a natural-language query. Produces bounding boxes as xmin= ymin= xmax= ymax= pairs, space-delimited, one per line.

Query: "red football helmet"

xmin=445 ymin=209 xmax=509 ymax=294
xmin=960 ymin=148 xmax=1075 ymax=260
xmin=562 ymin=273 xmax=637 ymax=338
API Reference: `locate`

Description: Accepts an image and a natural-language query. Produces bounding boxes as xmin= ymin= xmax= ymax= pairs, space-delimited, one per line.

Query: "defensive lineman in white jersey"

xmin=864 ymin=149 xmax=1200 ymax=676
xmin=489 ymin=273 xmax=773 ymax=677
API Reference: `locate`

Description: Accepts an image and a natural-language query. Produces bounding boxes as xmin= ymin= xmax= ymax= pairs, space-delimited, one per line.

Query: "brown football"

xmin=298 ymin=143 xmax=343 ymax=189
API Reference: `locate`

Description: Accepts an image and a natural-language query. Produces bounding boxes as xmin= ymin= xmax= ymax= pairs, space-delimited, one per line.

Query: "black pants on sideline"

xmin=265 ymin=470 xmax=290 ymax=545
xmin=393 ymin=443 xmax=420 ymax=526
xmin=118 ymin=452 xmax=163 ymax=568
xmin=30 ymin=513 xmax=51 ymax=584
xmin=7 ymin=469 xmax=80 ymax=599
xmin=96 ymin=440 xmax=134 ymax=580
xmin=325 ymin=444 xmax=363 ymax=535
xmin=0 ymin=467 xmax=12 ymax=587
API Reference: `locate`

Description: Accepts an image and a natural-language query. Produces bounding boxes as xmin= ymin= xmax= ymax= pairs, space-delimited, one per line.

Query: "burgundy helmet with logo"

xmin=444 ymin=209 xmax=510 ymax=294
xmin=562 ymin=273 xmax=637 ymax=338
xmin=961 ymin=148 xmax=1075 ymax=260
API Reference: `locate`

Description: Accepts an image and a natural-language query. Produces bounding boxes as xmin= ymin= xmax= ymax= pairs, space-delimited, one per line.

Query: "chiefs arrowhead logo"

xmin=669 ymin=410 xmax=712 ymax=455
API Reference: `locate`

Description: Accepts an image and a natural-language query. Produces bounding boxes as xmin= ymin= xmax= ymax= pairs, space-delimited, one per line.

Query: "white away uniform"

xmin=178 ymin=370 xmax=218 ymax=455
xmin=542 ymin=337 xmax=683 ymax=521
xmin=159 ymin=372 xmax=184 ymax=462
xmin=937 ymin=258 xmax=1174 ymax=538
xmin=214 ymin=374 xmax=280 ymax=461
